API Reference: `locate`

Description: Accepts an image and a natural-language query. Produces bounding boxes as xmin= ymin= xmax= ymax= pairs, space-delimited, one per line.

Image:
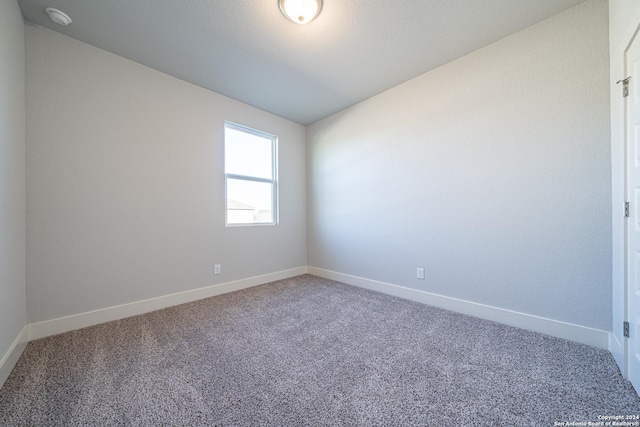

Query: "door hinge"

xmin=625 ymin=201 xmax=630 ymax=217
xmin=624 ymin=321 xmax=630 ymax=338
xmin=617 ymin=77 xmax=632 ymax=98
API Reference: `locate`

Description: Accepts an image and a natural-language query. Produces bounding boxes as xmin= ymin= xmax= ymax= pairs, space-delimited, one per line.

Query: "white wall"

xmin=308 ymin=0 xmax=611 ymax=332
xmin=0 ymin=0 xmax=27 ymax=384
xmin=26 ymin=25 xmax=307 ymax=324
xmin=609 ymin=0 xmax=640 ymax=374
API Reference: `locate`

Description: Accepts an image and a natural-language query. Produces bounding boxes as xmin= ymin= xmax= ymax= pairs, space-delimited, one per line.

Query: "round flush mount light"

xmin=45 ymin=7 xmax=72 ymax=26
xmin=278 ymin=0 xmax=322 ymax=24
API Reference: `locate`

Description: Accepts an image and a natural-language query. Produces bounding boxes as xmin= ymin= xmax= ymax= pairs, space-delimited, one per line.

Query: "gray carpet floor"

xmin=0 ymin=274 xmax=639 ymax=426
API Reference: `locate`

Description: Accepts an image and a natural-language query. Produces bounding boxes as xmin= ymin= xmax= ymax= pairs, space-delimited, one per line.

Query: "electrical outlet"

xmin=416 ymin=267 xmax=425 ymax=280
xmin=214 ymin=264 xmax=221 ymax=275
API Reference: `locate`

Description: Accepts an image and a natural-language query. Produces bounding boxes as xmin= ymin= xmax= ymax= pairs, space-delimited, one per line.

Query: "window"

xmin=225 ymin=122 xmax=278 ymax=225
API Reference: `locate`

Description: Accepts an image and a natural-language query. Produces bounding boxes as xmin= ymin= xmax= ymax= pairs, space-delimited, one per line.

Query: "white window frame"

xmin=224 ymin=121 xmax=278 ymax=227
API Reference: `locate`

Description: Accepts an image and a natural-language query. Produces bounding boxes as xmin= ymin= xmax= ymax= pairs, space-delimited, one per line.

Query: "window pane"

xmin=225 ymin=127 xmax=273 ymax=179
xmin=227 ymin=178 xmax=274 ymax=224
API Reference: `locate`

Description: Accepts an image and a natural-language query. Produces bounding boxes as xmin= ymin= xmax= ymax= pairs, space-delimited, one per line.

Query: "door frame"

xmin=618 ymin=11 xmax=640 ymax=385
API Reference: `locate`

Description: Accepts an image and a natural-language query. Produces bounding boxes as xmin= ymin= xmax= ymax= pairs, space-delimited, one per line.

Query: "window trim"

xmin=224 ymin=121 xmax=278 ymax=227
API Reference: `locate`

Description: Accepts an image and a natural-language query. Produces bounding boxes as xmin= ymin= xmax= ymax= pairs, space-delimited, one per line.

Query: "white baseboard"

xmin=0 ymin=326 xmax=29 ymax=389
xmin=29 ymin=267 xmax=308 ymax=340
xmin=308 ymin=267 xmax=609 ymax=350
xmin=9 ymin=265 xmax=611 ymax=375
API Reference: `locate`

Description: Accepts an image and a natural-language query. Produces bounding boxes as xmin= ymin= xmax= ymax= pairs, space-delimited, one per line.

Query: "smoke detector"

xmin=45 ymin=7 xmax=72 ymax=26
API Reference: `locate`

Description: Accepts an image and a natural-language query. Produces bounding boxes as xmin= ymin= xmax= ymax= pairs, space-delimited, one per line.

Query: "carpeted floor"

xmin=0 ymin=274 xmax=638 ymax=426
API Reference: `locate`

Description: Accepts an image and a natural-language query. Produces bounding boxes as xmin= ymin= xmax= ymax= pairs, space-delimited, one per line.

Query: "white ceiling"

xmin=18 ymin=0 xmax=587 ymax=125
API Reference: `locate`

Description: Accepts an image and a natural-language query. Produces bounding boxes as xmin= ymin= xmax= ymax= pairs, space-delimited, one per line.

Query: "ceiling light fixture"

xmin=278 ymin=0 xmax=322 ymax=25
xmin=45 ymin=7 xmax=72 ymax=26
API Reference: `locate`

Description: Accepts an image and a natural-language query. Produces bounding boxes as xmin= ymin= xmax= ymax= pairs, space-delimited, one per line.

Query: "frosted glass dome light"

xmin=278 ymin=0 xmax=322 ymax=24
xmin=45 ymin=7 xmax=72 ymax=26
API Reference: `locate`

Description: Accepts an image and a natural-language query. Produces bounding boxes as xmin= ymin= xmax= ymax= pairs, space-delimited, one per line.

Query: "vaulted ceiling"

xmin=18 ymin=0 xmax=587 ymax=125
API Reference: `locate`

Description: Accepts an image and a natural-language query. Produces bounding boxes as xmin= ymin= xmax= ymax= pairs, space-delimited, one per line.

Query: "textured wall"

xmin=26 ymin=26 xmax=307 ymax=323
xmin=0 ymin=0 xmax=26 ymax=363
xmin=307 ymin=0 xmax=611 ymax=330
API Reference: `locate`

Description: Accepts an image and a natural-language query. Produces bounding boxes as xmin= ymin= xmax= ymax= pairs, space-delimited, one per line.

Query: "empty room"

xmin=2 ymin=0 xmax=640 ymax=424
